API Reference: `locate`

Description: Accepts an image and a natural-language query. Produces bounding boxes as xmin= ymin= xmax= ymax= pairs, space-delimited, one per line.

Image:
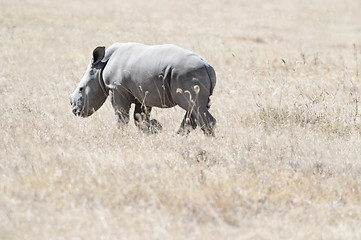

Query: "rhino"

xmin=69 ymin=42 xmax=216 ymax=135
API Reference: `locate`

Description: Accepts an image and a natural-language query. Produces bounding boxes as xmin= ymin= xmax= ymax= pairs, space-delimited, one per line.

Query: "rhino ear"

xmin=92 ymin=46 xmax=105 ymax=65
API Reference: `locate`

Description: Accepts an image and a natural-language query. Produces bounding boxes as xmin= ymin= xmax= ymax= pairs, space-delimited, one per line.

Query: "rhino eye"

xmin=79 ymin=87 xmax=83 ymax=92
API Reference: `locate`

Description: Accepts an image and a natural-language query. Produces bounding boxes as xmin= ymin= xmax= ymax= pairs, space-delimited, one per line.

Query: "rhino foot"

xmin=177 ymin=110 xmax=216 ymax=136
xmin=149 ymin=119 xmax=162 ymax=134
xmin=136 ymin=119 xmax=162 ymax=134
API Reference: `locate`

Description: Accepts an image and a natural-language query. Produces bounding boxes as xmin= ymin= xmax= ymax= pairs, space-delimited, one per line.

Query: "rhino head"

xmin=69 ymin=46 xmax=108 ymax=117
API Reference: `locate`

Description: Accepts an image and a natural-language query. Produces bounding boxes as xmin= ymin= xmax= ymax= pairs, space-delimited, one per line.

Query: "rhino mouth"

xmin=70 ymin=93 xmax=96 ymax=118
xmin=70 ymin=93 xmax=86 ymax=117
xmin=72 ymin=106 xmax=95 ymax=118
xmin=72 ymin=107 xmax=82 ymax=117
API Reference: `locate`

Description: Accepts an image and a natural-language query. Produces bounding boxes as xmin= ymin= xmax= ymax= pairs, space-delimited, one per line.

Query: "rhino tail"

xmin=205 ymin=65 xmax=216 ymax=109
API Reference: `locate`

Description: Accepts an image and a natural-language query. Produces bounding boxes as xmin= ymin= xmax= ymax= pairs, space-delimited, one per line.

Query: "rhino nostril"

xmin=72 ymin=108 xmax=77 ymax=114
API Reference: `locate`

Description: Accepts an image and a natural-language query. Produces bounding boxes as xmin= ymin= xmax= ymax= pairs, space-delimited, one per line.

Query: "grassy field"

xmin=1 ymin=0 xmax=361 ymax=239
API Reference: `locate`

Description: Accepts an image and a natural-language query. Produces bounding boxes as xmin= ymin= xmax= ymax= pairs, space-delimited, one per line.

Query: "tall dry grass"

xmin=1 ymin=0 xmax=361 ymax=239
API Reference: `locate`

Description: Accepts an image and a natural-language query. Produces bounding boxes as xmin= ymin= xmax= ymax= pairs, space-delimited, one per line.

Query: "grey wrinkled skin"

xmin=69 ymin=42 xmax=216 ymax=135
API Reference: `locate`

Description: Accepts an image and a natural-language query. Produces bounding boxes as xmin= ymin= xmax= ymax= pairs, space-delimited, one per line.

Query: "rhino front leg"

xmin=110 ymin=90 xmax=131 ymax=130
xmin=114 ymin=111 xmax=130 ymax=130
xmin=133 ymin=103 xmax=162 ymax=134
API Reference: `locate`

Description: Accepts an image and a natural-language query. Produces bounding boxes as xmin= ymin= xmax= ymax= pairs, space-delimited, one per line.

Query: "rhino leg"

xmin=110 ymin=90 xmax=131 ymax=130
xmin=172 ymin=70 xmax=216 ymax=136
xmin=196 ymin=109 xmax=216 ymax=136
xmin=114 ymin=111 xmax=130 ymax=130
xmin=133 ymin=103 xmax=162 ymax=134
xmin=177 ymin=112 xmax=197 ymax=135
xmin=177 ymin=108 xmax=216 ymax=136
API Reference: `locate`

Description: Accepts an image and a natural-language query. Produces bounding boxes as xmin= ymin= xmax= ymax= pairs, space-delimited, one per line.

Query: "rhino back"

xmin=103 ymin=43 xmax=212 ymax=107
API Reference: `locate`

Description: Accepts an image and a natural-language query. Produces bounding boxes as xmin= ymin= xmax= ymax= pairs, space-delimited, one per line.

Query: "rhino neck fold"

xmin=98 ymin=66 xmax=108 ymax=97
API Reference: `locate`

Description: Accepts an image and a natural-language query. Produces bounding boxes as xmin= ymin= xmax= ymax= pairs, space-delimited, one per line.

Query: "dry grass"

xmin=1 ymin=0 xmax=361 ymax=239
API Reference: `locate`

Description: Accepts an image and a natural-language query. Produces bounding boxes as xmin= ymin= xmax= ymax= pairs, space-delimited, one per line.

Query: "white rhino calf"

xmin=69 ymin=43 xmax=216 ymax=135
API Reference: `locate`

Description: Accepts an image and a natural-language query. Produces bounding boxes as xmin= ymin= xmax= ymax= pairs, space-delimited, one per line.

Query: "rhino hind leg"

xmin=196 ymin=109 xmax=216 ymax=136
xmin=171 ymin=68 xmax=216 ymax=136
xmin=177 ymin=109 xmax=216 ymax=136
xmin=172 ymin=84 xmax=216 ymax=136
xmin=177 ymin=112 xmax=197 ymax=135
xmin=134 ymin=103 xmax=162 ymax=134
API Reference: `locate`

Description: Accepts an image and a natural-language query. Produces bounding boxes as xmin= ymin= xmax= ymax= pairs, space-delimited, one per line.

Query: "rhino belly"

xmin=130 ymin=77 xmax=175 ymax=108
